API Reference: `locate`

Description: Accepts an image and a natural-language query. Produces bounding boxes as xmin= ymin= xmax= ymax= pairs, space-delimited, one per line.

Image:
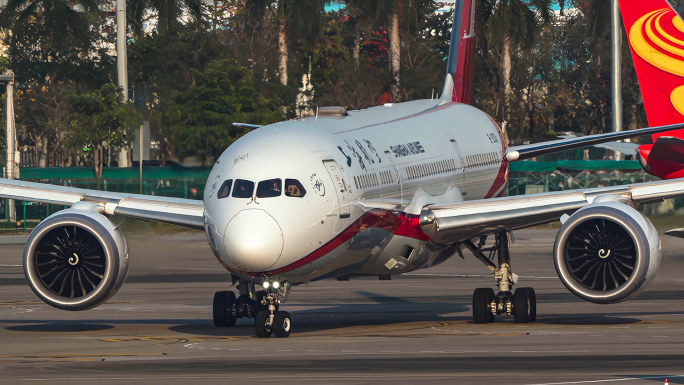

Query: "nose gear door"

xmin=323 ymin=160 xmax=350 ymax=220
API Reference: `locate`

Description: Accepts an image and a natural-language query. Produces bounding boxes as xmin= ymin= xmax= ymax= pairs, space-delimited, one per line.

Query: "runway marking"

xmin=99 ymin=336 xmax=243 ymax=342
xmin=404 ymin=273 xmax=558 ymax=279
xmin=527 ymin=374 xmax=684 ymax=385
xmin=0 ymin=353 xmax=165 ymax=361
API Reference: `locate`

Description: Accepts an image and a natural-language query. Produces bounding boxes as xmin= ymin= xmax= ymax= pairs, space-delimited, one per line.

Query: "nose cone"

xmin=223 ymin=209 xmax=283 ymax=272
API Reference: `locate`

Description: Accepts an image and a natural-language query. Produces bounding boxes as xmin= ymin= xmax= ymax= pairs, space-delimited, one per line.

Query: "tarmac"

xmin=0 ymin=226 xmax=683 ymax=384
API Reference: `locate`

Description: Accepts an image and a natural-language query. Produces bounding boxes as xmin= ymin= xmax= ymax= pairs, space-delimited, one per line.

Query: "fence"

xmin=0 ymin=161 xmax=676 ymax=231
xmin=0 ymin=166 xmax=210 ymax=231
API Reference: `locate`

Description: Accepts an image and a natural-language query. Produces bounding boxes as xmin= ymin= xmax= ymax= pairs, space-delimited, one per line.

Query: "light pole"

xmin=117 ymin=0 xmax=129 ymax=168
xmin=611 ymin=0 xmax=623 ymax=159
xmin=0 ymin=72 xmax=17 ymax=222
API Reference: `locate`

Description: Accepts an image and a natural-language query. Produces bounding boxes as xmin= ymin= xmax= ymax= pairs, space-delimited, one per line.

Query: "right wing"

xmin=505 ymin=122 xmax=684 ymax=162
xmin=593 ymin=141 xmax=640 ymax=155
xmin=419 ymin=177 xmax=684 ymax=243
xmin=0 ymin=178 xmax=205 ymax=230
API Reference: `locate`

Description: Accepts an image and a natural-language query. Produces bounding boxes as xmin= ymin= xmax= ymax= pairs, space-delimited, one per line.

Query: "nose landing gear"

xmin=254 ymin=289 xmax=292 ymax=338
xmin=463 ymin=232 xmax=537 ymax=324
xmin=212 ymin=278 xmax=292 ymax=338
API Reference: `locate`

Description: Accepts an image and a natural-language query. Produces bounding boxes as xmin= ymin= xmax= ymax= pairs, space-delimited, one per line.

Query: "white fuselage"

xmin=203 ymin=99 xmax=506 ymax=284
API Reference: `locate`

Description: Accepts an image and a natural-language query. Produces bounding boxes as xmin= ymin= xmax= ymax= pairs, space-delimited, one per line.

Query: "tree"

xmin=241 ymin=0 xmax=327 ymax=86
xmin=0 ymin=0 xmax=112 ymax=85
xmin=484 ymin=0 xmax=552 ymax=133
xmin=345 ymin=0 xmax=400 ymax=98
xmin=127 ymin=0 xmax=204 ymax=38
xmin=67 ymin=83 xmax=141 ymax=180
xmin=345 ymin=0 xmax=437 ymax=101
xmin=159 ymin=58 xmax=284 ymax=163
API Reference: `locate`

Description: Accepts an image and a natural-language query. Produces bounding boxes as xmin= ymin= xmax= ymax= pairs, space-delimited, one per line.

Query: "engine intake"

xmin=553 ymin=198 xmax=660 ymax=304
xmin=23 ymin=208 xmax=129 ymax=311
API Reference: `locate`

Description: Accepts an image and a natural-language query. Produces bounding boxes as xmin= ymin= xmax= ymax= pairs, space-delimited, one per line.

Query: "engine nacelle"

xmin=553 ymin=196 xmax=661 ymax=304
xmin=23 ymin=207 xmax=129 ymax=311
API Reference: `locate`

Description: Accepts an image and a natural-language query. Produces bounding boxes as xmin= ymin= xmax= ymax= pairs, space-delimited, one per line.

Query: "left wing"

xmin=419 ymin=178 xmax=684 ymax=243
xmin=233 ymin=123 xmax=262 ymax=130
xmin=505 ymin=122 xmax=684 ymax=162
xmin=0 ymin=178 xmax=204 ymax=230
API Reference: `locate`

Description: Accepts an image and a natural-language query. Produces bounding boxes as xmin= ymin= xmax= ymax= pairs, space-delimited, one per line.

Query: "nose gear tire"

xmin=255 ymin=311 xmax=273 ymax=338
xmin=513 ymin=287 xmax=536 ymax=323
xmin=273 ymin=311 xmax=292 ymax=338
xmin=213 ymin=291 xmax=237 ymax=327
xmin=473 ymin=288 xmax=496 ymax=324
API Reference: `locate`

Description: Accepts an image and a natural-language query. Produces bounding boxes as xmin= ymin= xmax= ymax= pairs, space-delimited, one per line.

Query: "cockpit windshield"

xmin=285 ymin=179 xmax=306 ymax=198
xmin=217 ymin=180 xmax=232 ymax=199
xmin=232 ymin=179 xmax=255 ymax=198
xmin=218 ymin=178 xmax=305 ymax=199
xmin=256 ymin=179 xmax=282 ymax=198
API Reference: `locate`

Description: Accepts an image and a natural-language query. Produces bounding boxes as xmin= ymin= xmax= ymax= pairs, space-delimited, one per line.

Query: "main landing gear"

xmin=461 ymin=232 xmax=536 ymax=324
xmin=213 ymin=278 xmax=292 ymax=338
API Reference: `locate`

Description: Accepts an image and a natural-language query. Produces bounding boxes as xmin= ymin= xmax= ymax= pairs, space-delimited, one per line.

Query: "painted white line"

xmin=527 ymin=374 xmax=684 ymax=385
xmin=403 ymin=273 xmax=558 ymax=279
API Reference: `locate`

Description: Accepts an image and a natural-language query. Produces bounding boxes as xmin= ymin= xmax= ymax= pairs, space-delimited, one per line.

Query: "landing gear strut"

xmin=462 ymin=232 xmax=536 ymax=324
xmin=212 ymin=278 xmax=292 ymax=337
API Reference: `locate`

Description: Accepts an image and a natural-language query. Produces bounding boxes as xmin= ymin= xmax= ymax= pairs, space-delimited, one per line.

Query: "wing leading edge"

xmin=0 ymin=178 xmax=204 ymax=231
xmin=419 ymin=177 xmax=684 ymax=244
xmin=505 ymin=122 xmax=684 ymax=162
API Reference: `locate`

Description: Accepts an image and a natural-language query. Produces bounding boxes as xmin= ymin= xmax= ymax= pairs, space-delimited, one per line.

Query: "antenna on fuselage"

xmin=315 ymin=105 xmax=319 ymax=122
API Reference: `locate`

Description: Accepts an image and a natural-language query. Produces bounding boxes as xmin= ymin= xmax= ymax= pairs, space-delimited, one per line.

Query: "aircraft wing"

xmin=505 ymin=122 xmax=684 ymax=162
xmin=419 ymin=178 xmax=684 ymax=243
xmin=593 ymin=141 xmax=640 ymax=155
xmin=0 ymin=178 xmax=204 ymax=231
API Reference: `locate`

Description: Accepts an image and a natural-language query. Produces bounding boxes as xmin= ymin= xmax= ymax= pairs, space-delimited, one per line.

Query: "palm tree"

xmin=345 ymin=0 xmax=400 ymax=98
xmin=127 ymin=0 xmax=204 ymax=38
xmin=243 ymin=0 xmax=327 ymax=86
xmin=0 ymin=0 xmax=102 ymax=69
xmin=484 ymin=0 xmax=552 ymax=133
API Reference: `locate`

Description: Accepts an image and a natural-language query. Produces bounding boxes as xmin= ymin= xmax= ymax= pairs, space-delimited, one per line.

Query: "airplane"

xmin=595 ymin=0 xmax=684 ymax=179
xmin=3 ymin=0 xmax=684 ymax=338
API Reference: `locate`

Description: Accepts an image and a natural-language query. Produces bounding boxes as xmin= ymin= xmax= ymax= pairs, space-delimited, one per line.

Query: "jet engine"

xmin=23 ymin=207 xmax=129 ymax=311
xmin=553 ymin=196 xmax=660 ymax=304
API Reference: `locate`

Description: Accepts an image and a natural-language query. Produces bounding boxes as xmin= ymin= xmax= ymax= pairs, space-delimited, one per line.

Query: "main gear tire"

xmin=473 ymin=288 xmax=496 ymax=324
xmin=213 ymin=291 xmax=237 ymax=327
xmin=513 ymin=287 xmax=536 ymax=324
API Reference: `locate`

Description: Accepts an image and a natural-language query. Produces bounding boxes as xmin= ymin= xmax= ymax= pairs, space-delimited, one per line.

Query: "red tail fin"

xmin=619 ymin=0 xmax=684 ymax=135
xmin=442 ymin=0 xmax=476 ymax=105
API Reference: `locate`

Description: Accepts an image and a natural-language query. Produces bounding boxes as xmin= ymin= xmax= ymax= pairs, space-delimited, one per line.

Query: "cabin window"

xmin=217 ymin=180 xmax=233 ymax=199
xmin=232 ymin=179 xmax=255 ymax=198
xmin=285 ymin=179 xmax=306 ymax=198
xmin=256 ymin=178 xmax=282 ymax=198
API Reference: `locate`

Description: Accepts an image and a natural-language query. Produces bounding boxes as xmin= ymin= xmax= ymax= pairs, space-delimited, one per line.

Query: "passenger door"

xmin=450 ymin=139 xmax=466 ymax=194
xmin=323 ymin=160 xmax=350 ymax=219
xmin=384 ymin=151 xmax=403 ymax=204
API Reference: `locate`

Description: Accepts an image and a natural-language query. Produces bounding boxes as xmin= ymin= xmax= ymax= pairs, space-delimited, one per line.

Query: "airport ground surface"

xmin=0 ymin=224 xmax=683 ymax=384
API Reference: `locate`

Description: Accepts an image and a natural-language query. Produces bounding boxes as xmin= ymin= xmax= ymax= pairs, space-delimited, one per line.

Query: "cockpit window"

xmin=217 ymin=179 xmax=233 ymax=199
xmin=256 ymin=179 xmax=282 ymax=198
xmin=284 ymin=179 xmax=306 ymax=198
xmin=232 ymin=179 xmax=255 ymax=198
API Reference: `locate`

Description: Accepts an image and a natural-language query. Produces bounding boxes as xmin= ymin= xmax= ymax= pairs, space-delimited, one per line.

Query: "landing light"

xmin=262 ymin=281 xmax=270 ymax=289
xmin=272 ymin=281 xmax=280 ymax=289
